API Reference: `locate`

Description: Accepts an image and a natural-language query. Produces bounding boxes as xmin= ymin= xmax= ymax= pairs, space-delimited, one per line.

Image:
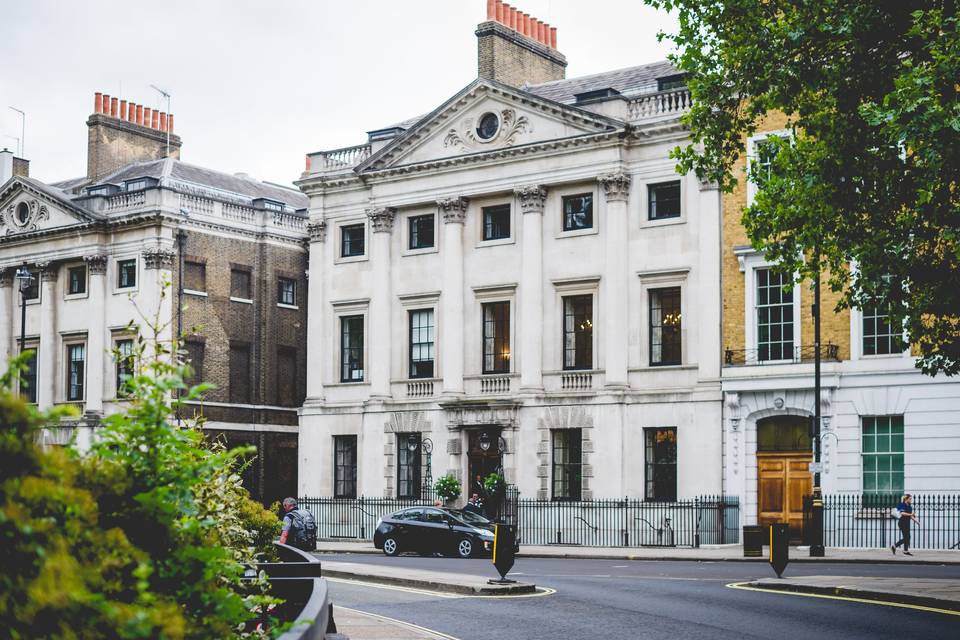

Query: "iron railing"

xmin=724 ymin=343 xmax=839 ymax=366
xmin=300 ymin=492 xmax=739 ymax=548
xmin=803 ymin=493 xmax=960 ymax=550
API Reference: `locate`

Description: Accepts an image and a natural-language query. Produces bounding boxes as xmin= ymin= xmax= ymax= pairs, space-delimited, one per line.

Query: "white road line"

xmin=336 ymin=605 xmax=464 ymax=640
xmin=726 ymin=582 xmax=960 ymax=617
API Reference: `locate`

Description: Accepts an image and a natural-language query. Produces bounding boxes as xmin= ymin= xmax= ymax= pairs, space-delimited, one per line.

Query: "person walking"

xmin=279 ymin=497 xmax=318 ymax=551
xmin=891 ymin=493 xmax=920 ymax=556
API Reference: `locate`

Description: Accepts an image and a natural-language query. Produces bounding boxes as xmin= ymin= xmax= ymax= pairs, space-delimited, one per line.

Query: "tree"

xmin=647 ymin=0 xmax=960 ymax=375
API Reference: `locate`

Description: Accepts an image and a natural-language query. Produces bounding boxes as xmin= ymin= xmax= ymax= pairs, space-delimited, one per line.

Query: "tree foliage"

xmin=648 ymin=0 xmax=960 ymax=375
xmin=0 ymin=304 xmax=280 ymax=637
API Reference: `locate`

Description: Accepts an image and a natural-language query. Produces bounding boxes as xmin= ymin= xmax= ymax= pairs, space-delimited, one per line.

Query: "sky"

xmin=0 ymin=0 xmax=678 ymax=187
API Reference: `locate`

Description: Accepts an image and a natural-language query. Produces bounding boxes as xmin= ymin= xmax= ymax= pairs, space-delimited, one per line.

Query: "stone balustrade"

xmin=627 ymin=89 xmax=691 ymax=122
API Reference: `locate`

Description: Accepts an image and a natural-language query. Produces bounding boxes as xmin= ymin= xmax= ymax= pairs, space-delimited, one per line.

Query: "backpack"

xmin=286 ymin=508 xmax=317 ymax=551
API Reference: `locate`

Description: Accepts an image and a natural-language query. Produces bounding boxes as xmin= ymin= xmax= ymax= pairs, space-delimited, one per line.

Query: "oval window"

xmin=476 ymin=112 xmax=500 ymax=140
xmin=15 ymin=202 xmax=29 ymax=224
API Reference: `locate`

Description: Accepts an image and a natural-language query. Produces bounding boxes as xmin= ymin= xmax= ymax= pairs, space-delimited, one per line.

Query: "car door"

xmin=417 ymin=508 xmax=448 ymax=553
xmin=393 ymin=508 xmax=421 ymax=551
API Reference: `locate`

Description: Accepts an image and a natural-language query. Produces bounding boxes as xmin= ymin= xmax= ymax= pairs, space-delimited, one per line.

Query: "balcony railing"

xmin=561 ymin=371 xmax=594 ymax=391
xmin=480 ymin=375 xmax=512 ymax=394
xmin=724 ymin=343 xmax=840 ymax=367
xmin=405 ymin=379 xmax=435 ymax=398
xmin=306 ymin=143 xmax=373 ymax=174
xmin=627 ymin=89 xmax=691 ymax=122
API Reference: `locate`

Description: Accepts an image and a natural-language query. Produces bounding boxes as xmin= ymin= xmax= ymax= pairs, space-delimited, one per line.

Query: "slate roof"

xmin=523 ymin=60 xmax=679 ymax=104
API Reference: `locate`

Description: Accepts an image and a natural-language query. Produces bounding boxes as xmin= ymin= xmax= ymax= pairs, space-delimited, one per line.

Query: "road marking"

xmin=336 ymin=605 xmax=464 ymax=640
xmin=327 ymin=576 xmax=556 ymax=599
xmin=725 ymin=582 xmax=960 ymax=617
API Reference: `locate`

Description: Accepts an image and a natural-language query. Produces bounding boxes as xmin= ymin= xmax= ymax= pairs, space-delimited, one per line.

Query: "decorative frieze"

xmin=143 ymin=247 xmax=176 ymax=270
xmin=598 ymin=172 xmax=631 ymax=203
xmin=307 ymin=220 xmax=327 ymax=242
xmin=437 ymin=196 xmax=469 ymax=224
xmin=2 ymin=198 xmax=49 ymax=235
xmin=365 ymin=207 xmax=396 ymax=233
xmin=84 ymin=254 xmax=109 ymax=275
xmin=514 ymin=185 xmax=547 ymax=214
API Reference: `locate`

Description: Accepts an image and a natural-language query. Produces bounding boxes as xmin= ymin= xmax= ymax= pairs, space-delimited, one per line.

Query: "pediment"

xmin=0 ymin=178 xmax=99 ymax=238
xmin=358 ymin=79 xmax=624 ymax=173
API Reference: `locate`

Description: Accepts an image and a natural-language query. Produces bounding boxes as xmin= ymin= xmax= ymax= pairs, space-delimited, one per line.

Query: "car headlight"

xmin=477 ymin=529 xmax=494 ymax=539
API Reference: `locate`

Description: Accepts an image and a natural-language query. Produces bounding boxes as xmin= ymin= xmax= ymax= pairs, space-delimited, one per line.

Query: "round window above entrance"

xmin=15 ymin=202 xmax=29 ymax=225
xmin=476 ymin=112 xmax=500 ymax=140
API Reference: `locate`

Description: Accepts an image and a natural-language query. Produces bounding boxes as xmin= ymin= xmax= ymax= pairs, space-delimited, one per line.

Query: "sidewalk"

xmin=315 ymin=539 xmax=960 ymax=565
xmin=743 ymin=576 xmax=960 ymax=613
xmin=323 ymin=560 xmax=536 ymax=595
xmin=333 ymin=606 xmax=458 ymax=639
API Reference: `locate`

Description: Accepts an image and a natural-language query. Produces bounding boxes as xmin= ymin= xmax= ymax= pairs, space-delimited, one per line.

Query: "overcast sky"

xmin=0 ymin=0 xmax=677 ymax=187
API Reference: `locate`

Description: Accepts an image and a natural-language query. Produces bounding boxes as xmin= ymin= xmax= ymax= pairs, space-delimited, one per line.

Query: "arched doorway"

xmin=756 ymin=416 xmax=812 ymax=538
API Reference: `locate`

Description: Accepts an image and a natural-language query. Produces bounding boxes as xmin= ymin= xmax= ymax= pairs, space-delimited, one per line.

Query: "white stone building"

xmin=297 ymin=5 xmax=723 ymax=502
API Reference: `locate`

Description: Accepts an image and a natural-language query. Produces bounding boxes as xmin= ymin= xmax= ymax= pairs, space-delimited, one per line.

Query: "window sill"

xmin=556 ymin=226 xmax=598 ymax=239
xmin=402 ymin=245 xmax=439 ymax=257
xmin=277 ymin=303 xmax=299 ymax=310
xmin=327 ymin=381 xmax=370 ymax=387
xmin=642 ymin=216 xmax=685 ymax=228
xmin=113 ymin=287 xmax=138 ymax=295
xmin=230 ymin=296 xmax=254 ymax=304
xmin=335 ymin=254 xmax=368 ymax=265
xmin=476 ymin=237 xmax=514 ymax=248
xmin=23 ymin=298 xmax=41 ymax=305
xmin=64 ymin=292 xmax=89 ymax=301
xmin=183 ymin=289 xmax=208 ymax=297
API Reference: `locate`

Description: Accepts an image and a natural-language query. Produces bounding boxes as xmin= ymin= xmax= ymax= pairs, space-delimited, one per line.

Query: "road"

xmin=322 ymin=553 xmax=959 ymax=639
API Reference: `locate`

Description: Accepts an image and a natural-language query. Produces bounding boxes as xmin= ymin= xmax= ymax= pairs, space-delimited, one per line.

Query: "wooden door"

xmin=758 ymin=453 xmax=812 ymax=539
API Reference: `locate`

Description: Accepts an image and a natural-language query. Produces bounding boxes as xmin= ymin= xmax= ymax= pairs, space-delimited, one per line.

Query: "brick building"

xmin=0 ymin=93 xmax=308 ymax=505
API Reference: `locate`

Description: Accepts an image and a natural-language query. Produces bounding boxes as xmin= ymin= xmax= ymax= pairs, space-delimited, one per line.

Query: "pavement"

xmin=315 ymin=538 xmax=960 ymax=565
xmin=321 ymin=560 xmax=536 ymax=595
xmin=743 ymin=575 xmax=960 ymax=612
xmin=333 ymin=606 xmax=456 ymax=639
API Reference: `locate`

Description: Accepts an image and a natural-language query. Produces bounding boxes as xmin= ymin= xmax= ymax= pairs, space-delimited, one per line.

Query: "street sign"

xmin=808 ymin=462 xmax=823 ymax=474
xmin=490 ymin=523 xmax=516 ymax=584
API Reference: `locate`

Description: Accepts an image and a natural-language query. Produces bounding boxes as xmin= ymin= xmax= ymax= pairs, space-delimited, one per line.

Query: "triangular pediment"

xmin=357 ymin=79 xmax=624 ymax=173
xmin=0 ymin=177 xmax=101 ymax=238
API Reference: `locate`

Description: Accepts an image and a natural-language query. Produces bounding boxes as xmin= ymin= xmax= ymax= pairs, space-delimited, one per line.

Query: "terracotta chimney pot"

xmin=550 ymin=26 xmax=557 ymax=48
xmin=508 ymin=5 xmax=517 ymax=29
xmin=136 ymin=104 xmax=144 ymax=125
xmin=94 ymin=92 xmax=103 ymax=114
xmin=486 ymin=0 xmax=495 ymax=20
xmin=110 ymin=97 xmax=118 ymax=118
xmin=120 ymin=100 xmax=128 ymax=120
xmin=522 ymin=13 xmax=530 ymax=36
xmin=144 ymin=107 xmax=152 ymax=127
xmin=160 ymin=112 xmax=167 ymax=132
xmin=495 ymin=0 xmax=504 ymax=22
xmin=151 ymin=109 xmax=159 ymax=129
xmin=167 ymin=113 xmax=174 ymax=133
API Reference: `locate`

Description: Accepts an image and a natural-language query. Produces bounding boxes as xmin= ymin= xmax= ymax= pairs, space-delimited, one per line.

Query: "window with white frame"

xmin=862 ymin=305 xmax=903 ymax=356
xmin=66 ymin=343 xmax=86 ymax=401
xmin=649 ymin=287 xmax=682 ymax=365
xmin=862 ymin=416 xmax=904 ymax=495
xmin=340 ymin=315 xmax=365 ymax=382
xmin=747 ymin=131 xmax=791 ymax=206
xmin=408 ymin=309 xmax=434 ymax=379
xmin=756 ymin=268 xmax=794 ymax=361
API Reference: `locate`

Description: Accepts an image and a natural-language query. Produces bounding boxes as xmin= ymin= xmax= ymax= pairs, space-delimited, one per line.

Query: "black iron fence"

xmin=299 ymin=492 xmax=739 ymax=548
xmin=803 ymin=493 xmax=960 ymax=550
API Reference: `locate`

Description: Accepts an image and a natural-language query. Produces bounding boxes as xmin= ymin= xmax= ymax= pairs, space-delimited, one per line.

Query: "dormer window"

xmin=253 ymin=198 xmax=284 ymax=212
xmin=125 ymin=180 xmax=146 ymax=192
xmin=573 ymin=88 xmax=622 ymax=105
xmin=85 ymin=184 xmax=120 ymax=196
xmin=657 ymin=74 xmax=686 ymax=92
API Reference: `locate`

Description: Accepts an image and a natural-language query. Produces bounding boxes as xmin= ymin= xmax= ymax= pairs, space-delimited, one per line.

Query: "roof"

xmin=91 ymin=159 xmax=308 ymax=209
xmin=523 ymin=60 xmax=679 ymax=104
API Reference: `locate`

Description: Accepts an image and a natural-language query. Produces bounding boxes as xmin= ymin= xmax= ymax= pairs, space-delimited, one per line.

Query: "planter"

xmin=253 ymin=543 xmax=337 ymax=639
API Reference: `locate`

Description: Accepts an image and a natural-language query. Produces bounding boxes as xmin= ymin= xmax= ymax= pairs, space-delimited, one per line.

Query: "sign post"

xmin=769 ymin=523 xmax=790 ymax=578
xmin=489 ymin=523 xmax=517 ymax=585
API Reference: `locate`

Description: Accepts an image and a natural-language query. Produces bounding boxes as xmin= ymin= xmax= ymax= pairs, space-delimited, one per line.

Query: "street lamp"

xmin=809 ymin=248 xmax=826 ymax=557
xmin=14 ymin=265 xmax=33 ymax=353
xmin=407 ymin=434 xmax=433 ymax=495
xmin=478 ymin=431 xmax=507 ymax=474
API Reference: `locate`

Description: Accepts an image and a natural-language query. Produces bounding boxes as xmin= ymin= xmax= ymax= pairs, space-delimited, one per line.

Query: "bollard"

xmin=489 ymin=523 xmax=517 ymax=585
xmin=769 ymin=523 xmax=790 ymax=578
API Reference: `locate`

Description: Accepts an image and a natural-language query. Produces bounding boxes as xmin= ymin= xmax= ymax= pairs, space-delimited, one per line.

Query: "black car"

xmin=373 ymin=506 xmax=500 ymax=558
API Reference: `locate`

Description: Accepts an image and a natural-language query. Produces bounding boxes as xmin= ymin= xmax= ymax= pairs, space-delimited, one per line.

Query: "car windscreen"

xmin=449 ymin=510 xmax=491 ymax=525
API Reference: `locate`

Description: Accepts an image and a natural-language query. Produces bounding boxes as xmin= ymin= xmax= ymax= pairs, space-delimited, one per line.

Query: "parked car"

xmin=374 ymin=506 xmax=510 ymax=558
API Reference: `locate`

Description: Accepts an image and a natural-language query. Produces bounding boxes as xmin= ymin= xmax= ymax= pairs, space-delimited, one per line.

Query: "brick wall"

xmin=173 ymin=228 xmax=308 ymax=414
xmin=86 ymin=114 xmax=181 ymax=180
xmin=722 ymin=110 xmax=851 ymax=360
xmin=476 ymin=21 xmax=565 ymax=87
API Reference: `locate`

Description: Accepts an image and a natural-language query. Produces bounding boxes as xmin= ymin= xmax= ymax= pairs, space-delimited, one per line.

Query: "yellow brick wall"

xmin=722 ymin=111 xmax=851 ymax=361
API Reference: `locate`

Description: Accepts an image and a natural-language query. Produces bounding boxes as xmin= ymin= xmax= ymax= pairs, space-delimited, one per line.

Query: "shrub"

xmin=433 ymin=474 xmax=461 ymax=501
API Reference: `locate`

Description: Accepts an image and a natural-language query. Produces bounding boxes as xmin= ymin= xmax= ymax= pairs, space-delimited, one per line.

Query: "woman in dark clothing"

xmin=892 ymin=494 xmax=920 ymax=556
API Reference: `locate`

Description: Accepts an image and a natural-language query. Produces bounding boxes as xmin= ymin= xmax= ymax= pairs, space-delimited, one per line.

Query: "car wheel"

xmin=382 ymin=537 xmax=400 ymax=557
xmin=456 ymin=538 xmax=474 ymax=559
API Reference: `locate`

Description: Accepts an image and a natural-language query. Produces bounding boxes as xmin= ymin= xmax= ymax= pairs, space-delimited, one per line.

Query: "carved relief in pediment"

xmin=2 ymin=199 xmax=49 ymax=235
xmin=442 ymin=108 xmax=532 ymax=152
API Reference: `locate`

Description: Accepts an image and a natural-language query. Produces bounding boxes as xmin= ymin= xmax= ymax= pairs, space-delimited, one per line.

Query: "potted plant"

xmin=433 ymin=474 xmax=462 ymax=507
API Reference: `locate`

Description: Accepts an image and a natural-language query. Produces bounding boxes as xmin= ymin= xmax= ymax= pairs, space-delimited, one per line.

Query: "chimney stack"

xmin=477 ymin=1 xmax=566 ymax=88
xmin=85 ymin=90 xmax=182 ymax=180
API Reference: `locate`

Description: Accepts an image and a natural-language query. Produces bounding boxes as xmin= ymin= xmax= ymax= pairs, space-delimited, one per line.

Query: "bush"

xmin=433 ymin=474 xmax=461 ymax=501
xmin=0 ymin=304 xmax=281 ymax=638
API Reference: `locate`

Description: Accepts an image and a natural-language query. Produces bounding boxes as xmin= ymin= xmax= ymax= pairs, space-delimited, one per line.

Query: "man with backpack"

xmin=278 ymin=497 xmax=318 ymax=551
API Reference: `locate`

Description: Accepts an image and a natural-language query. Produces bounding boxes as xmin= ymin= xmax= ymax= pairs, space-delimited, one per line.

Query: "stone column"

xmin=143 ymin=247 xmax=176 ymax=352
xmin=516 ymin=185 xmax=547 ymax=392
xmin=438 ymin=197 xmax=468 ymax=396
xmin=83 ymin=255 xmax=108 ymax=416
xmin=366 ymin=207 xmax=396 ymax=400
xmin=599 ymin=172 xmax=631 ymax=389
xmin=697 ymin=178 xmax=722 ymax=380
xmin=0 ymin=269 xmax=13 ymax=365
xmin=37 ymin=261 xmax=58 ymax=409
xmin=305 ymin=221 xmax=327 ymax=401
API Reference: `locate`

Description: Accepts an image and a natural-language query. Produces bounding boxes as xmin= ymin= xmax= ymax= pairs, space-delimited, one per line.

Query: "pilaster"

xmin=37 ymin=261 xmax=58 ymax=409
xmin=599 ymin=172 xmax=631 ymax=389
xmin=306 ymin=220 xmax=327 ymax=401
xmin=438 ymin=197 xmax=469 ymax=395
xmin=366 ymin=207 xmax=396 ymax=400
xmin=83 ymin=255 xmax=108 ymax=415
xmin=0 ymin=268 xmax=12 ymax=366
xmin=516 ymin=185 xmax=546 ymax=391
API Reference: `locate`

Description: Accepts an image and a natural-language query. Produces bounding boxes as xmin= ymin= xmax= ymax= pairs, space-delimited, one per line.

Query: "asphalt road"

xmin=322 ymin=553 xmax=959 ymax=639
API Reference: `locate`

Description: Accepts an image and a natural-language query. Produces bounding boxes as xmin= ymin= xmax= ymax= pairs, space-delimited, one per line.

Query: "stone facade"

xmin=476 ymin=21 xmax=566 ymax=87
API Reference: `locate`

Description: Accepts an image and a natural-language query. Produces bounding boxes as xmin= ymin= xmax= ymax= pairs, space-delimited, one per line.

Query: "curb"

xmin=322 ymin=568 xmax=537 ymax=596
xmin=315 ymin=548 xmax=958 ymax=566
xmin=744 ymin=581 xmax=960 ymax=613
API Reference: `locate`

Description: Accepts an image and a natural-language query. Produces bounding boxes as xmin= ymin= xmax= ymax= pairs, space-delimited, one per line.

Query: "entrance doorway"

xmin=756 ymin=416 xmax=812 ymax=539
xmin=467 ymin=427 xmax=502 ymax=497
